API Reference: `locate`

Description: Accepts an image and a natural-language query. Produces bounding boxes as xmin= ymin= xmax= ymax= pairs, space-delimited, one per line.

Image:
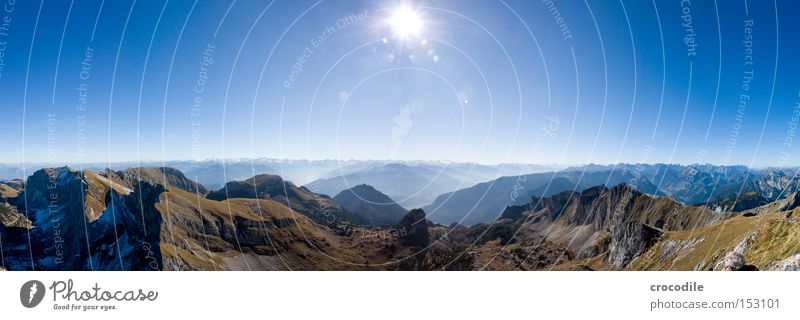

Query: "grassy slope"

xmin=628 ymin=210 xmax=800 ymax=270
xmin=155 ymin=186 xmax=388 ymax=270
xmin=0 ymin=183 xmax=19 ymax=199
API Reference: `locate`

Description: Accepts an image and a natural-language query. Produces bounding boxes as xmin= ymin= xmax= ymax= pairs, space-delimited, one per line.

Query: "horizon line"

xmin=0 ymin=158 xmax=796 ymax=170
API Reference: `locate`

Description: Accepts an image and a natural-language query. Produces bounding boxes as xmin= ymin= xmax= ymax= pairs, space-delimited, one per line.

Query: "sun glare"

xmin=388 ymin=6 xmax=423 ymax=39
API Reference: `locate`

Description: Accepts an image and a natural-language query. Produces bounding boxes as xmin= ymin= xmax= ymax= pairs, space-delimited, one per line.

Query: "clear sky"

xmin=0 ymin=0 xmax=798 ymax=167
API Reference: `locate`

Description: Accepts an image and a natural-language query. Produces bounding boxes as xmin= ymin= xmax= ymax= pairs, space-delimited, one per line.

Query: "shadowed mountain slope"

xmin=333 ymin=184 xmax=408 ymax=226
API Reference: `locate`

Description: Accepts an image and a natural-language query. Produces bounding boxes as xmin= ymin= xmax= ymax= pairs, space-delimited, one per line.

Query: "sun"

xmin=388 ymin=6 xmax=423 ymax=39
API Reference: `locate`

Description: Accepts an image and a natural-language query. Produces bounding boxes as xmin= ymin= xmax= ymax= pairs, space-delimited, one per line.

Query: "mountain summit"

xmin=205 ymin=174 xmax=370 ymax=226
xmin=333 ymin=184 xmax=408 ymax=226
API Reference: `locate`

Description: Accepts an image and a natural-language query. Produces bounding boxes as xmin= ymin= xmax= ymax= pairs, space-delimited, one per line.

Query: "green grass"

xmin=628 ymin=211 xmax=800 ymax=270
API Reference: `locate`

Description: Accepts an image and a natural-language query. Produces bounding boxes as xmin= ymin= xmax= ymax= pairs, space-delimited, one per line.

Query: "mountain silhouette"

xmin=333 ymin=184 xmax=408 ymax=226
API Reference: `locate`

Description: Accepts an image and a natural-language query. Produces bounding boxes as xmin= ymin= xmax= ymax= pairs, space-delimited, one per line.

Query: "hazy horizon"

xmin=0 ymin=157 xmax=795 ymax=170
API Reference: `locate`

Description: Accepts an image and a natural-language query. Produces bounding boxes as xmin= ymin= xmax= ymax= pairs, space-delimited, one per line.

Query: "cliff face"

xmin=607 ymin=222 xmax=662 ymax=268
xmin=86 ymin=183 xmax=166 ymax=271
xmin=1 ymin=168 xmax=432 ymax=271
xmin=0 ymin=168 xmax=352 ymax=271
xmin=0 ymin=167 xmax=165 ymax=270
xmin=466 ymin=183 xmax=731 ymax=269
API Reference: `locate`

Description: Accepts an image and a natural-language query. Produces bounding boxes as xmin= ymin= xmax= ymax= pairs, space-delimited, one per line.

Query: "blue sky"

xmin=0 ymin=0 xmax=798 ymax=167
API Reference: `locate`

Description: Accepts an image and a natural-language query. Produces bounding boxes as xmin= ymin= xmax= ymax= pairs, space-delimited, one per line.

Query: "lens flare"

xmin=388 ymin=6 xmax=423 ymax=39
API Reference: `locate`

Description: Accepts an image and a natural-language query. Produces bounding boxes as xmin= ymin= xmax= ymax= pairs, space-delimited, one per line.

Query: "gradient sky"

xmin=0 ymin=0 xmax=798 ymax=167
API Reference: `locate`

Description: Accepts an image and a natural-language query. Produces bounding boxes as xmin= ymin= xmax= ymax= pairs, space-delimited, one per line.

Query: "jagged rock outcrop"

xmin=1 ymin=167 xmax=361 ymax=271
xmin=87 ymin=184 xmax=166 ymax=270
xmin=464 ymin=183 xmax=728 ymax=269
xmin=607 ymin=222 xmax=662 ymax=268
xmin=768 ymin=254 xmax=800 ymax=271
xmin=0 ymin=167 xmax=165 ymax=270
xmin=0 ymin=203 xmax=31 ymax=229
xmin=775 ymin=192 xmax=800 ymax=212
xmin=397 ymin=209 xmax=430 ymax=248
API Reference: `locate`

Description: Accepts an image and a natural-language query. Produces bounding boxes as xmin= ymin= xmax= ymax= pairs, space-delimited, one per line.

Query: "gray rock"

xmin=607 ymin=222 xmax=662 ymax=268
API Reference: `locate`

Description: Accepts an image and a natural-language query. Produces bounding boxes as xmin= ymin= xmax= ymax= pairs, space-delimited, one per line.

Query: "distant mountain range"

xmin=0 ymin=159 xmax=557 ymax=192
xmin=1 ymin=163 xmax=799 ymax=271
xmin=305 ymin=162 xmax=553 ymax=209
xmin=424 ymin=164 xmax=800 ymax=226
xmin=307 ymin=163 xmax=460 ymax=209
